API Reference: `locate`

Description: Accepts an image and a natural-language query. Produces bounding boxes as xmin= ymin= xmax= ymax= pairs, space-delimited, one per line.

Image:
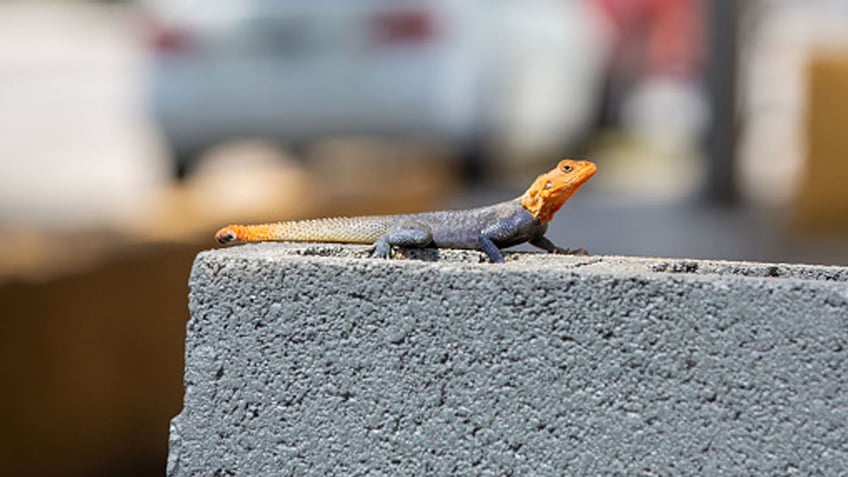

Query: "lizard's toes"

xmin=371 ymin=240 xmax=392 ymax=258
xmin=554 ymin=247 xmax=589 ymax=256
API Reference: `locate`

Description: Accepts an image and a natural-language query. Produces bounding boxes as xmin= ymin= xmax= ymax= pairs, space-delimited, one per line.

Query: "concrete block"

xmin=169 ymin=243 xmax=848 ymax=476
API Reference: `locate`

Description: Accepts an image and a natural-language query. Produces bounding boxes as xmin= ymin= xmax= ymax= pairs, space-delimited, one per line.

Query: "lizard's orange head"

xmin=520 ymin=159 xmax=597 ymax=223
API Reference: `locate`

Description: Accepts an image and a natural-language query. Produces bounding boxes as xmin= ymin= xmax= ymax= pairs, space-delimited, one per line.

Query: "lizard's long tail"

xmin=215 ymin=216 xmax=396 ymax=245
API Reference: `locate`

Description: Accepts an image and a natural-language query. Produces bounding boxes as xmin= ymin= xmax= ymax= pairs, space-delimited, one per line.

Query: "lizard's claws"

xmin=370 ymin=249 xmax=391 ymax=259
xmin=556 ymin=247 xmax=589 ymax=256
xmin=369 ymin=239 xmax=392 ymax=259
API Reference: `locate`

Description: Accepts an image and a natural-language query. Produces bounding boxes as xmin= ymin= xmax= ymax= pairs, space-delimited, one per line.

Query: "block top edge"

xmin=194 ymin=243 xmax=848 ymax=285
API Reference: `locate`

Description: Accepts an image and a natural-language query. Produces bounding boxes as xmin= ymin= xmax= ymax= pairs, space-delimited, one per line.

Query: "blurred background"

xmin=2 ymin=0 xmax=848 ymax=475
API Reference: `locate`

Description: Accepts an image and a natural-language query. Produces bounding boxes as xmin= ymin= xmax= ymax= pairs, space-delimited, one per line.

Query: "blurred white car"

xmin=144 ymin=0 xmax=604 ymax=178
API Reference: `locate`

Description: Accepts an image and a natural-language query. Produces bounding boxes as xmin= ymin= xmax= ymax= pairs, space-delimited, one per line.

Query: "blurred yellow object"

xmin=797 ymin=52 xmax=848 ymax=234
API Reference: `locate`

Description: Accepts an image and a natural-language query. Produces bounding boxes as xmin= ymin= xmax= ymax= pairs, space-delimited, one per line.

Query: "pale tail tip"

xmin=215 ymin=226 xmax=239 ymax=245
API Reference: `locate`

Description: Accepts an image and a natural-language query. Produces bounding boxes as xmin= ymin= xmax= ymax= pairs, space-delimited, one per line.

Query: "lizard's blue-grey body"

xmin=364 ymin=199 xmax=552 ymax=263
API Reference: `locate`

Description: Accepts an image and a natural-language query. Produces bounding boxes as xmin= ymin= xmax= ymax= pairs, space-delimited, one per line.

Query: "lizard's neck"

xmin=519 ymin=176 xmax=574 ymax=224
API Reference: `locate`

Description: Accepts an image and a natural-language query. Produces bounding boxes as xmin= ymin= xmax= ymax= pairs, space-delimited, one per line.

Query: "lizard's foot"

xmin=555 ymin=247 xmax=589 ymax=256
xmin=529 ymin=237 xmax=588 ymax=257
xmin=370 ymin=240 xmax=392 ymax=259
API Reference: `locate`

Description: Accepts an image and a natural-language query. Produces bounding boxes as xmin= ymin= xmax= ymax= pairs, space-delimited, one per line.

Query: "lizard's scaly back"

xmin=216 ymin=216 xmax=397 ymax=245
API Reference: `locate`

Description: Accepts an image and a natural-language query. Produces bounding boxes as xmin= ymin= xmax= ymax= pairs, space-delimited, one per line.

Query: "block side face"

xmin=170 ymin=247 xmax=848 ymax=476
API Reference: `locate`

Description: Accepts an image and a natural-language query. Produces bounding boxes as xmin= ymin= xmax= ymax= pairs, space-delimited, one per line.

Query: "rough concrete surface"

xmin=169 ymin=243 xmax=848 ymax=476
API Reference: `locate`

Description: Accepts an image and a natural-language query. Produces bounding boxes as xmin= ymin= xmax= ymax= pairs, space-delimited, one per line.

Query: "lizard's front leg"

xmin=478 ymin=236 xmax=506 ymax=263
xmin=530 ymin=236 xmax=588 ymax=256
xmin=478 ymin=220 xmax=515 ymax=263
xmin=370 ymin=222 xmax=433 ymax=259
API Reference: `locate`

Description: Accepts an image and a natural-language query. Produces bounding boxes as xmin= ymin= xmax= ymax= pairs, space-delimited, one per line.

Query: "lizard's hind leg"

xmin=370 ymin=222 xmax=433 ymax=259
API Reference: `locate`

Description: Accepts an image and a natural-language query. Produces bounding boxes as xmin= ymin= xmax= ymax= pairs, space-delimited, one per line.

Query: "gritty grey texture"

xmin=169 ymin=243 xmax=848 ymax=476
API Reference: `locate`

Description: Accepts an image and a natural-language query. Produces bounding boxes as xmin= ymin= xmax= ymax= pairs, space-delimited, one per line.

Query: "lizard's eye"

xmin=545 ymin=181 xmax=553 ymax=190
xmin=562 ymin=164 xmax=573 ymax=173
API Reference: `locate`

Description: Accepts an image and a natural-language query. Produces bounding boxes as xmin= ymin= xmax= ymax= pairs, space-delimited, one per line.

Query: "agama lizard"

xmin=215 ymin=159 xmax=596 ymax=263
